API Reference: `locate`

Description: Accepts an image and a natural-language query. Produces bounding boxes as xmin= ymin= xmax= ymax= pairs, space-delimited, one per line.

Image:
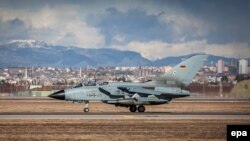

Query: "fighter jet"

xmin=49 ymin=55 xmax=208 ymax=112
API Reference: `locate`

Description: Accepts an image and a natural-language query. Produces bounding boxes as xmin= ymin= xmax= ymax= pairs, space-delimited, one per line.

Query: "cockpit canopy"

xmin=73 ymin=81 xmax=109 ymax=88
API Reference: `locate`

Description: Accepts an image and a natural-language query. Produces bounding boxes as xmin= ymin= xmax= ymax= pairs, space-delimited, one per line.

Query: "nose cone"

xmin=48 ymin=90 xmax=65 ymax=100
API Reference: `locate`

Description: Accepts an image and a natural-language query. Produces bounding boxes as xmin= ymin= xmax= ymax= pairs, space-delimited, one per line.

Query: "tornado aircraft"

xmin=49 ymin=55 xmax=208 ymax=112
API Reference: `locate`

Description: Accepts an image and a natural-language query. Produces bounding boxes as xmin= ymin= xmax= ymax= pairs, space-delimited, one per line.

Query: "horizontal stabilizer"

xmin=161 ymin=93 xmax=190 ymax=98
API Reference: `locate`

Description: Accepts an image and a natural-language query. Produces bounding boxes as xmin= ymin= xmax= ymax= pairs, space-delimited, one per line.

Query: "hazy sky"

xmin=0 ymin=0 xmax=250 ymax=60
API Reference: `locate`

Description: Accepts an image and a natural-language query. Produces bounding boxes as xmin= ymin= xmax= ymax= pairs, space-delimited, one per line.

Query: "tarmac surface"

xmin=1 ymin=112 xmax=250 ymax=120
xmin=1 ymin=97 xmax=250 ymax=120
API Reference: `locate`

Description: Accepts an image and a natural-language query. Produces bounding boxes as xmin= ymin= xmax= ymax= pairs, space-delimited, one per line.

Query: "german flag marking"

xmin=180 ymin=65 xmax=187 ymax=70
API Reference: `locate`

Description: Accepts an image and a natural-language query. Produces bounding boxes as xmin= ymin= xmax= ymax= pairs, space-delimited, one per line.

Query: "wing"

xmin=118 ymin=86 xmax=161 ymax=96
xmin=118 ymin=86 xmax=190 ymax=98
xmin=99 ymin=86 xmax=189 ymax=99
xmin=98 ymin=87 xmax=123 ymax=98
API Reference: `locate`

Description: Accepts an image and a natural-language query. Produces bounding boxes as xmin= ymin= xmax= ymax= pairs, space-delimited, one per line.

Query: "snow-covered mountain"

xmin=0 ymin=40 xmax=246 ymax=67
xmin=6 ymin=40 xmax=50 ymax=48
xmin=0 ymin=40 xmax=150 ymax=67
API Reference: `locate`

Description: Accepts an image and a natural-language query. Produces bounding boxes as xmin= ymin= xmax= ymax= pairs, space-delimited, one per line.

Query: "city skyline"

xmin=0 ymin=0 xmax=250 ymax=60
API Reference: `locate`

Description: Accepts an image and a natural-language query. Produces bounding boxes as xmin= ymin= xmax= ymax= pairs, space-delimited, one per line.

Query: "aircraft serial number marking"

xmin=87 ymin=93 xmax=102 ymax=97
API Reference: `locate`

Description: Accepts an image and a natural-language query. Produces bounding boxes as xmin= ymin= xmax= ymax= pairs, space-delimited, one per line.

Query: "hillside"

xmin=0 ymin=40 xmax=248 ymax=67
xmin=230 ymin=80 xmax=250 ymax=98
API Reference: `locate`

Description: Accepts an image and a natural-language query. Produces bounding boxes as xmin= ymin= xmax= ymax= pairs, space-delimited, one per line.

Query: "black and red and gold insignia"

xmin=179 ymin=65 xmax=187 ymax=70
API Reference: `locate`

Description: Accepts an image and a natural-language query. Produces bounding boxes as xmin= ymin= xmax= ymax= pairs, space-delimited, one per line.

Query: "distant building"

xmin=217 ymin=59 xmax=224 ymax=73
xmin=24 ymin=67 xmax=28 ymax=79
xmin=239 ymin=59 xmax=248 ymax=74
xmin=224 ymin=66 xmax=229 ymax=73
xmin=230 ymin=59 xmax=238 ymax=68
xmin=79 ymin=67 xmax=82 ymax=77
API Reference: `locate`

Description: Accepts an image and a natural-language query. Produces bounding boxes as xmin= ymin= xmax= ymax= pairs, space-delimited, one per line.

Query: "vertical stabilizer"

xmin=163 ymin=55 xmax=208 ymax=86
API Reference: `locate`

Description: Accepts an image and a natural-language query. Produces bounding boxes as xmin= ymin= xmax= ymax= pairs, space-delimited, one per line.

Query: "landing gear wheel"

xmin=138 ymin=105 xmax=145 ymax=112
xmin=83 ymin=101 xmax=89 ymax=112
xmin=83 ymin=108 xmax=89 ymax=112
xmin=129 ymin=105 xmax=137 ymax=112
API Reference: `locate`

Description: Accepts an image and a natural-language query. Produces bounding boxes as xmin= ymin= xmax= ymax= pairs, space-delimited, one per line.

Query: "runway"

xmin=1 ymin=98 xmax=250 ymax=120
xmin=1 ymin=112 xmax=250 ymax=119
xmin=1 ymin=100 xmax=250 ymax=141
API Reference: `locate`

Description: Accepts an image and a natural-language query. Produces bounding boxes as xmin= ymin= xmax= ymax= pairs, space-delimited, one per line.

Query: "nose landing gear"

xmin=83 ymin=101 xmax=89 ymax=112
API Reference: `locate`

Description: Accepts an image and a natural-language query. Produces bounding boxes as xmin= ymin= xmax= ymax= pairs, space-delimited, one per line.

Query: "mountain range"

xmin=0 ymin=40 xmax=248 ymax=67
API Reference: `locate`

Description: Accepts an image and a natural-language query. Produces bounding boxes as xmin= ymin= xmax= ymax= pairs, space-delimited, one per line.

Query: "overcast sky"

xmin=0 ymin=0 xmax=250 ymax=60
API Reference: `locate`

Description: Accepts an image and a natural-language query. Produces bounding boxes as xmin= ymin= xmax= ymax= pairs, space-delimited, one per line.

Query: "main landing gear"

xmin=83 ymin=101 xmax=89 ymax=112
xmin=129 ymin=105 xmax=145 ymax=112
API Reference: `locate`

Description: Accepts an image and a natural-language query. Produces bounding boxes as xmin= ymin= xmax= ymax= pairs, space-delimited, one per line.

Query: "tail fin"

xmin=164 ymin=55 xmax=208 ymax=86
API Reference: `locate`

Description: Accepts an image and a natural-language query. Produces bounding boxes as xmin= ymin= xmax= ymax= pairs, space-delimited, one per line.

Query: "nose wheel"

xmin=84 ymin=107 xmax=89 ymax=112
xmin=83 ymin=101 xmax=89 ymax=112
